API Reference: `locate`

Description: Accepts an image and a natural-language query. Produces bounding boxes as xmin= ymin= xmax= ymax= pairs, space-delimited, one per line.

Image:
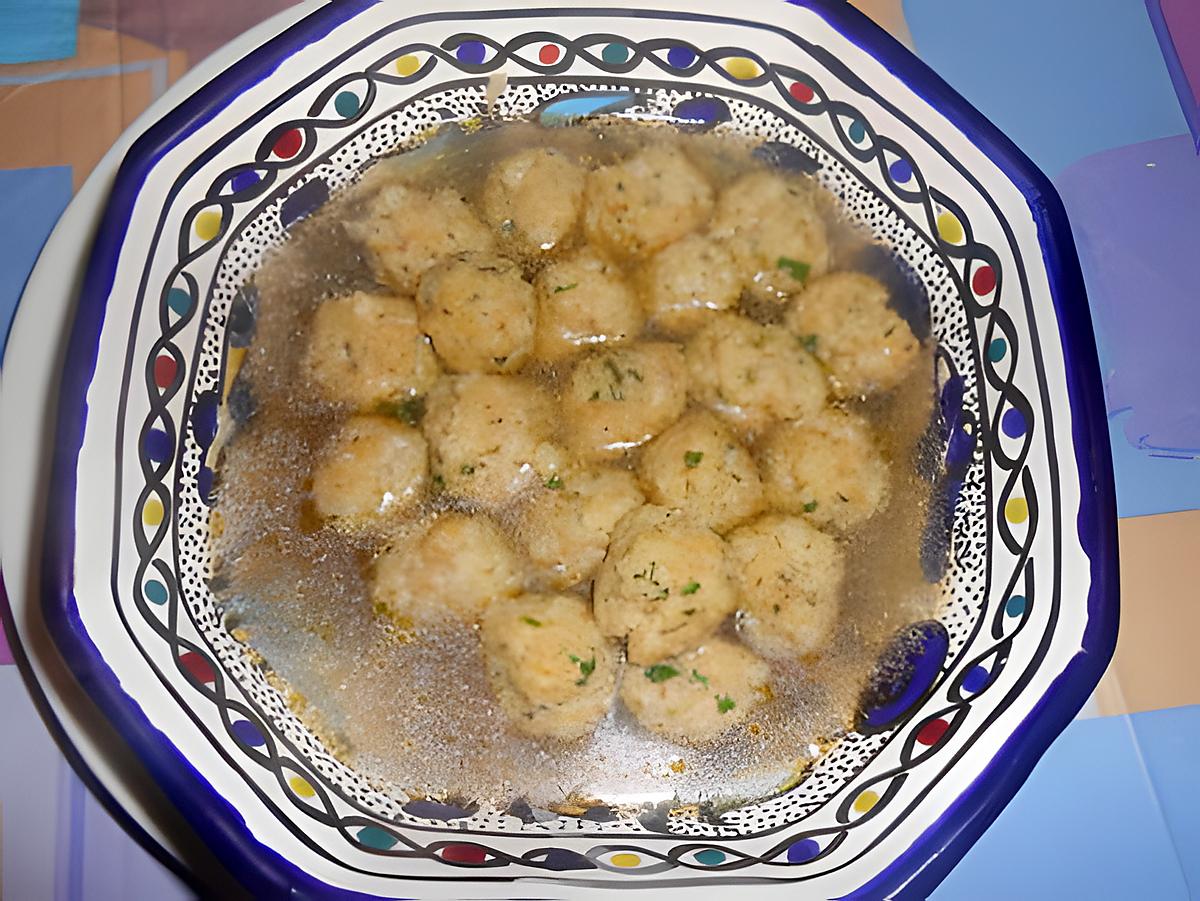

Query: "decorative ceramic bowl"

xmin=42 ymin=0 xmax=1117 ymax=896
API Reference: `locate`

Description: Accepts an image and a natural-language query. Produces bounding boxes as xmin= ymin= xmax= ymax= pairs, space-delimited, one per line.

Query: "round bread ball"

xmin=563 ymin=343 xmax=689 ymax=461
xmin=640 ymin=234 xmax=741 ymax=336
xmin=517 ymin=467 xmax=645 ymax=589
xmin=757 ymin=409 xmax=890 ymax=532
xmin=372 ymin=512 xmax=523 ymax=625
xmin=785 ymin=271 xmax=921 ymax=397
xmin=685 ymin=314 xmax=827 ymax=433
xmin=304 ymin=292 xmax=440 ymax=407
xmin=710 ymin=170 xmax=831 ymax=302
xmin=423 ymin=374 xmax=564 ymax=504
xmin=727 ymin=514 xmax=845 ymax=659
xmin=482 ymin=147 xmax=585 ymax=254
xmin=593 ymin=505 xmax=737 ymax=664
xmin=416 ymin=252 xmax=536 ymax=374
xmin=583 ymin=145 xmax=714 ymax=258
xmin=533 ymin=250 xmax=643 ymax=361
xmin=482 ymin=593 xmax=618 ymax=741
xmin=347 ymin=183 xmax=495 ymax=294
xmin=636 ymin=410 xmax=764 ymax=532
xmin=619 ymin=637 xmax=771 ymax=744
xmin=309 ymin=415 xmax=428 ymax=524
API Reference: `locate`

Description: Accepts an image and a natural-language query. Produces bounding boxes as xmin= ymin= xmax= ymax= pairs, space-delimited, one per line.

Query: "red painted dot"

xmin=790 ymin=81 xmax=815 ymax=103
xmin=272 ymin=128 xmax=303 ymax=159
xmin=440 ymin=843 xmax=487 ymax=864
xmin=916 ymin=718 xmax=950 ymax=746
xmin=154 ymin=354 xmax=178 ymax=390
xmin=972 ymin=264 xmax=997 ymax=296
xmin=179 ymin=651 xmax=216 ymax=685
xmin=538 ymin=43 xmax=560 ymax=65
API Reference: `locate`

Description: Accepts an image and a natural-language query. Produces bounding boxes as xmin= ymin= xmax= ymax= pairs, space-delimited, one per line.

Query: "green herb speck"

xmin=716 ymin=694 xmax=736 ymax=714
xmin=681 ymin=580 xmax=701 ymax=595
xmin=377 ymin=395 xmax=425 ymax=425
xmin=684 ymin=450 xmax=704 ymax=469
xmin=777 ymin=256 xmax=811 ymax=283
xmin=554 ymin=283 xmax=578 ymax=294
xmin=644 ymin=664 xmax=680 ymax=683
xmin=803 ymin=500 xmax=819 ymax=513
xmin=799 ymin=333 xmax=819 ymax=355
xmin=545 ymin=474 xmax=564 ymax=490
xmin=520 ymin=615 xmax=542 ymax=627
xmin=568 ymin=653 xmax=596 ymax=686
xmin=461 ymin=464 xmax=476 ymax=475
xmin=690 ymin=669 xmax=709 ymax=686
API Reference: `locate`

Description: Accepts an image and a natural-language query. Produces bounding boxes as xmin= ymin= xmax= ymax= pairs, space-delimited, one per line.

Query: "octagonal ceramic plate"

xmin=39 ymin=0 xmax=1117 ymax=896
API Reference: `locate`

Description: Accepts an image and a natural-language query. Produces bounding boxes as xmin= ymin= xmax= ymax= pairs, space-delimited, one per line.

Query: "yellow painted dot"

xmin=142 ymin=497 xmax=164 ymax=527
xmin=1006 ymin=497 xmax=1029 ymax=524
xmin=724 ymin=57 xmax=760 ymax=80
xmin=853 ymin=790 xmax=880 ymax=814
xmin=396 ymin=54 xmax=420 ymax=76
xmin=611 ymin=853 xmax=641 ymax=868
xmin=194 ymin=209 xmax=222 ymax=241
xmin=937 ymin=211 xmax=964 ymax=245
xmin=289 ymin=776 xmax=316 ymax=798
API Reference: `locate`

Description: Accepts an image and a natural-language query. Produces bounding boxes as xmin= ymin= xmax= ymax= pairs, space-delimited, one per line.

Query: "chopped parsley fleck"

xmin=690 ymin=669 xmax=709 ymax=686
xmin=377 ymin=395 xmax=425 ymax=425
xmin=461 ymin=464 xmax=476 ymax=475
xmin=777 ymin=256 xmax=811 ymax=283
xmin=520 ymin=615 xmax=542 ymax=627
xmin=644 ymin=664 xmax=680 ymax=683
xmin=715 ymin=694 xmax=736 ymax=714
xmin=681 ymin=580 xmax=701 ymax=595
xmin=545 ymin=474 xmax=564 ymax=490
xmin=684 ymin=450 xmax=704 ymax=468
xmin=803 ymin=500 xmax=819 ymax=513
xmin=682 ymin=608 xmax=696 ymax=616
xmin=568 ymin=653 xmax=596 ymax=686
xmin=553 ymin=283 xmax=578 ymax=294
xmin=799 ymin=333 xmax=819 ymax=355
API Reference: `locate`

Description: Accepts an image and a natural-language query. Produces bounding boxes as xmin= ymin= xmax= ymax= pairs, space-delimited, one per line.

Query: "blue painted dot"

xmin=144 ymin=428 xmax=172 ymax=462
xmin=695 ymin=849 xmax=726 ymax=866
xmin=356 ymin=826 xmax=398 ymax=850
xmin=229 ymin=169 xmax=260 ymax=193
xmin=667 ymin=46 xmax=696 ymax=68
xmin=848 ymin=120 xmax=866 ymax=143
xmin=334 ymin=90 xmax=360 ymax=118
xmin=787 ymin=838 xmax=820 ymax=864
xmin=144 ymin=579 xmax=168 ymax=606
xmin=888 ymin=158 xmax=913 ymax=183
xmin=167 ymin=287 xmax=192 ymax=317
xmin=962 ymin=665 xmax=990 ymax=693
xmin=988 ymin=338 xmax=1008 ymax=362
xmin=456 ymin=40 xmax=486 ymax=65
xmin=1002 ymin=407 xmax=1027 ymax=438
xmin=231 ymin=719 xmax=266 ymax=747
xmin=602 ymin=42 xmax=629 ymax=64
xmin=1005 ymin=595 xmax=1027 ymax=618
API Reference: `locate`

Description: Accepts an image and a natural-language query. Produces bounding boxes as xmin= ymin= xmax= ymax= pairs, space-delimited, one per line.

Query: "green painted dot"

xmin=848 ymin=120 xmax=866 ymax=143
xmin=1005 ymin=595 xmax=1027 ymax=617
xmin=167 ymin=287 xmax=193 ymax=317
xmin=144 ymin=579 xmax=168 ymax=606
xmin=988 ymin=338 xmax=1007 ymax=362
xmin=695 ymin=849 xmax=726 ymax=866
xmin=602 ymin=42 xmax=629 ymax=64
xmin=334 ymin=90 xmax=360 ymax=118
xmin=356 ymin=826 xmax=398 ymax=849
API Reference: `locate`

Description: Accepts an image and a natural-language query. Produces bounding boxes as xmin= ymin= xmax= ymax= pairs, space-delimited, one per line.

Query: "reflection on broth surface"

xmin=211 ymin=119 xmax=943 ymax=811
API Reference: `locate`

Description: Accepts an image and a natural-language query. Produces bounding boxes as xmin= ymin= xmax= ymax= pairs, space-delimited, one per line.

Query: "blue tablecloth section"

xmin=0 ymin=0 xmax=80 ymax=64
xmin=0 ymin=166 xmax=73 ymax=354
xmin=935 ymin=705 xmax=1200 ymax=900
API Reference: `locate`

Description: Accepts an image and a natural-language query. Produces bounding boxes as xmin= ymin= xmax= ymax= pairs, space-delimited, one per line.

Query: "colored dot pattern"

xmin=356 ymin=826 xmax=398 ymax=850
xmin=853 ymin=790 xmax=880 ymax=813
xmin=153 ymin=354 xmax=177 ymax=390
xmin=789 ymin=81 xmax=815 ymax=102
xmin=848 ymin=120 xmax=866 ymax=143
xmin=724 ymin=57 xmax=759 ymax=80
xmin=667 ymin=46 xmax=696 ymax=68
xmin=611 ymin=852 xmax=641 ymax=868
xmin=787 ymin=838 xmax=820 ymax=863
xmin=144 ymin=579 xmax=168 ymax=606
xmin=334 ymin=91 xmax=360 ymax=118
xmin=1006 ymin=595 xmax=1028 ymax=617
xmin=230 ymin=719 xmax=266 ymax=747
xmin=178 ymin=651 xmax=215 ymax=684
xmin=194 ymin=210 xmax=221 ymax=241
xmin=441 ymin=843 xmax=487 ymax=864
xmin=1002 ymin=407 xmax=1028 ymax=438
xmin=289 ymin=776 xmax=315 ymax=798
xmin=538 ymin=44 xmax=560 ymax=65
xmin=962 ymin=664 xmax=991 ymax=693
xmin=456 ymin=41 xmax=486 ymax=65
xmin=916 ymin=718 xmax=950 ymax=746
xmin=1005 ymin=497 xmax=1029 ymax=523
xmin=889 ymin=158 xmax=913 ymax=183
xmin=395 ymin=54 xmax=420 ymax=76
xmin=273 ymin=128 xmax=302 ymax=159
xmin=166 ymin=287 xmax=192 ymax=317
xmin=602 ymin=43 xmax=629 ymax=63
xmin=695 ymin=849 xmax=726 ymax=866
xmin=229 ymin=169 xmax=259 ymax=193
xmin=142 ymin=497 xmax=164 ymax=526
xmin=144 ymin=428 xmax=172 ymax=463
xmin=937 ymin=210 xmax=964 ymax=244
xmin=987 ymin=337 xmax=1008 ymax=361
xmin=973 ymin=264 xmax=997 ymax=295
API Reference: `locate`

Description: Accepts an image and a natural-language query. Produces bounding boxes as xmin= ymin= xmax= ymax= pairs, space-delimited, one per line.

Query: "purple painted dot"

xmin=1001 ymin=407 xmax=1027 ymax=438
xmin=889 ymin=158 xmax=913 ymax=183
xmin=962 ymin=665 xmax=990 ymax=693
xmin=144 ymin=428 xmax=172 ymax=463
xmin=231 ymin=719 xmax=266 ymax=747
xmin=229 ymin=169 xmax=260 ymax=193
xmin=456 ymin=40 xmax=486 ymax=65
xmin=787 ymin=838 xmax=820 ymax=863
xmin=667 ymin=45 xmax=696 ymax=68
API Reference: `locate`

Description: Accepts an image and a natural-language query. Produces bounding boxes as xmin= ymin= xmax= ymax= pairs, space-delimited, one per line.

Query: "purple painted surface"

xmin=1162 ymin=0 xmax=1200 ymax=106
xmin=1057 ymin=135 xmax=1200 ymax=494
xmin=0 ymin=577 xmax=13 ymax=665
